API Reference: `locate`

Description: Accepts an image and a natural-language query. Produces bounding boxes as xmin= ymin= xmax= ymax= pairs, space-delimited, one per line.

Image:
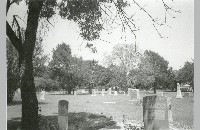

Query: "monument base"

xmin=176 ymin=95 xmax=183 ymax=98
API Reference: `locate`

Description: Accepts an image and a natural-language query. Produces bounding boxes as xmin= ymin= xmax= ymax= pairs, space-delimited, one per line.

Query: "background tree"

xmin=178 ymin=61 xmax=194 ymax=91
xmin=137 ymin=50 xmax=169 ymax=93
xmin=49 ymin=43 xmax=72 ymax=93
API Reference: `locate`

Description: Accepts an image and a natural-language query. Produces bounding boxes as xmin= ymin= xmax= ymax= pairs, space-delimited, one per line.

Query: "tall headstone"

xmin=143 ymin=96 xmax=169 ymax=130
xmin=91 ymin=89 xmax=96 ymax=96
xmin=17 ymin=88 xmax=21 ymax=93
xmin=58 ymin=100 xmax=68 ymax=130
xmin=176 ymin=83 xmax=182 ymax=98
xmin=130 ymin=89 xmax=140 ymax=101
xmin=108 ymin=88 xmax=112 ymax=95
xmin=102 ymin=89 xmax=105 ymax=96
xmin=74 ymin=91 xmax=77 ymax=95
xmin=167 ymin=97 xmax=173 ymax=123
xmin=40 ymin=90 xmax=45 ymax=100
xmin=127 ymin=88 xmax=131 ymax=96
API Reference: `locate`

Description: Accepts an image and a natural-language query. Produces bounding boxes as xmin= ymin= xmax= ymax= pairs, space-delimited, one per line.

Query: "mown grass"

xmin=7 ymin=91 xmax=194 ymax=130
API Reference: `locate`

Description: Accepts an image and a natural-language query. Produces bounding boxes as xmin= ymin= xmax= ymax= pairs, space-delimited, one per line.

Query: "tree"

xmin=49 ymin=43 xmax=72 ymax=93
xmin=6 ymin=0 xmax=179 ymax=129
xmin=178 ymin=61 xmax=194 ymax=91
xmin=137 ymin=50 xmax=169 ymax=93
xmin=104 ymin=44 xmax=141 ymax=74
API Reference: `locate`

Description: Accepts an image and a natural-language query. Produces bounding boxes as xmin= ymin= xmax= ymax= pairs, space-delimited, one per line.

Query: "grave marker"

xmin=143 ymin=96 xmax=169 ymax=130
xmin=58 ymin=100 xmax=68 ymax=130
xmin=108 ymin=88 xmax=112 ymax=95
xmin=130 ymin=89 xmax=140 ymax=101
xmin=102 ymin=89 xmax=105 ymax=96
xmin=176 ymin=83 xmax=182 ymax=98
xmin=157 ymin=92 xmax=164 ymax=96
xmin=91 ymin=89 xmax=96 ymax=96
xmin=40 ymin=90 xmax=45 ymax=100
xmin=184 ymin=92 xmax=191 ymax=97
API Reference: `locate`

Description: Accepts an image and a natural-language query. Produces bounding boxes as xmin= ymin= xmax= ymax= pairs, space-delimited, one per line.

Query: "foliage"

xmin=104 ymin=44 xmax=140 ymax=74
xmin=49 ymin=43 xmax=72 ymax=92
xmin=176 ymin=61 xmax=194 ymax=92
xmin=33 ymin=36 xmax=49 ymax=77
xmin=7 ymin=38 xmax=21 ymax=103
xmin=34 ymin=77 xmax=60 ymax=92
xmin=132 ymin=50 xmax=169 ymax=92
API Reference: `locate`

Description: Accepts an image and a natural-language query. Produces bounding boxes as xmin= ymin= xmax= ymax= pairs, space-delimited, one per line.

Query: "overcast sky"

xmin=7 ymin=0 xmax=194 ymax=70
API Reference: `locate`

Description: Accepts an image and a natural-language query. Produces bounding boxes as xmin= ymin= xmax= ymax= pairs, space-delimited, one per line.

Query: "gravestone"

xmin=157 ymin=92 xmax=164 ymax=96
xmin=176 ymin=83 xmax=182 ymax=98
xmin=91 ymin=89 xmax=96 ymax=96
xmin=114 ymin=91 xmax=118 ymax=96
xmin=102 ymin=89 xmax=105 ymax=96
xmin=143 ymin=96 xmax=169 ymax=130
xmin=127 ymin=88 xmax=131 ymax=96
xmin=108 ymin=88 xmax=112 ymax=95
xmin=184 ymin=92 xmax=190 ymax=97
xmin=17 ymin=88 xmax=21 ymax=93
xmin=167 ymin=97 xmax=173 ymax=123
xmin=58 ymin=100 xmax=68 ymax=130
xmin=130 ymin=89 xmax=140 ymax=101
xmin=40 ymin=90 xmax=45 ymax=100
xmin=74 ymin=91 xmax=76 ymax=95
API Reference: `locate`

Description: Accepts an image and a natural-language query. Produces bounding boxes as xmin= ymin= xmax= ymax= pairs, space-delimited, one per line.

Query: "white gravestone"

xmin=157 ymin=92 xmax=164 ymax=96
xmin=108 ymin=88 xmax=112 ymax=95
xmin=40 ymin=90 xmax=45 ymax=100
xmin=176 ymin=83 xmax=183 ymax=98
xmin=91 ymin=89 xmax=96 ymax=96
xmin=17 ymin=88 xmax=21 ymax=93
xmin=74 ymin=91 xmax=76 ymax=95
xmin=127 ymin=88 xmax=131 ymax=96
xmin=114 ymin=91 xmax=118 ymax=96
xmin=102 ymin=89 xmax=105 ymax=96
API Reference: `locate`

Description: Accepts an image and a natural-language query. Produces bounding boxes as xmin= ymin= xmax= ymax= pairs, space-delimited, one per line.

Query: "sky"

xmin=7 ymin=0 xmax=194 ymax=70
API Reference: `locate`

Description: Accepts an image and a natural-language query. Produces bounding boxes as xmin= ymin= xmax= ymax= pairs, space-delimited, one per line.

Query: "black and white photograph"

xmin=6 ymin=0 xmax=194 ymax=130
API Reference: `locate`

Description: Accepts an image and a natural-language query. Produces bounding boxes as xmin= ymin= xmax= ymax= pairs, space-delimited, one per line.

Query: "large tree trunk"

xmin=20 ymin=1 xmax=43 ymax=130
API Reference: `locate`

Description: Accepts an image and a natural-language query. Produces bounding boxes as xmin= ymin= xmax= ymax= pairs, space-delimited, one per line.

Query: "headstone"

xmin=114 ymin=91 xmax=118 ymax=96
xmin=17 ymin=88 xmax=21 ymax=93
xmin=102 ymin=89 xmax=105 ymax=96
xmin=130 ymin=89 xmax=140 ymax=101
xmin=58 ymin=100 xmax=68 ymax=130
xmin=108 ymin=88 xmax=112 ymax=95
xmin=167 ymin=97 xmax=173 ymax=123
xmin=91 ymin=89 xmax=96 ymax=96
xmin=81 ymin=89 xmax=85 ymax=93
xmin=184 ymin=92 xmax=190 ymax=97
xmin=127 ymin=88 xmax=131 ymax=96
xmin=143 ymin=96 xmax=169 ymax=130
xmin=176 ymin=83 xmax=182 ymax=98
xmin=40 ymin=90 xmax=45 ymax=100
xmin=157 ymin=92 xmax=164 ymax=96
xmin=74 ymin=91 xmax=76 ymax=95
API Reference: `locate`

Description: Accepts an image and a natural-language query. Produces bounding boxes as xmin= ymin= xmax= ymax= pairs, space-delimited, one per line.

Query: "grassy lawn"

xmin=7 ymin=91 xmax=194 ymax=130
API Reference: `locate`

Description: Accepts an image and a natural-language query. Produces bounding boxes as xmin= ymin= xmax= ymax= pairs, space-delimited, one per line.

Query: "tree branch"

xmin=6 ymin=21 xmax=23 ymax=53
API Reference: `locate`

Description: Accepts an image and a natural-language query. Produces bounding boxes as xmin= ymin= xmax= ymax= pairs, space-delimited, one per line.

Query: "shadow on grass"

xmin=7 ymin=112 xmax=120 ymax=130
xmin=7 ymin=101 xmax=48 ymax=106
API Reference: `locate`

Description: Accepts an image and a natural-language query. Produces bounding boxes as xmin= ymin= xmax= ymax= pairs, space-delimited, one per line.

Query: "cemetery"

xmin=8 ymin=87 xmax=194 ymax=130
xmin=6 ymin=0 xmax=194 ymax=130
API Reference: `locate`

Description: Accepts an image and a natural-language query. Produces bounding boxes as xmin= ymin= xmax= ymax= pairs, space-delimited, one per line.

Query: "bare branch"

xmin=13 ymin=15 xmax=22 ymax=44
